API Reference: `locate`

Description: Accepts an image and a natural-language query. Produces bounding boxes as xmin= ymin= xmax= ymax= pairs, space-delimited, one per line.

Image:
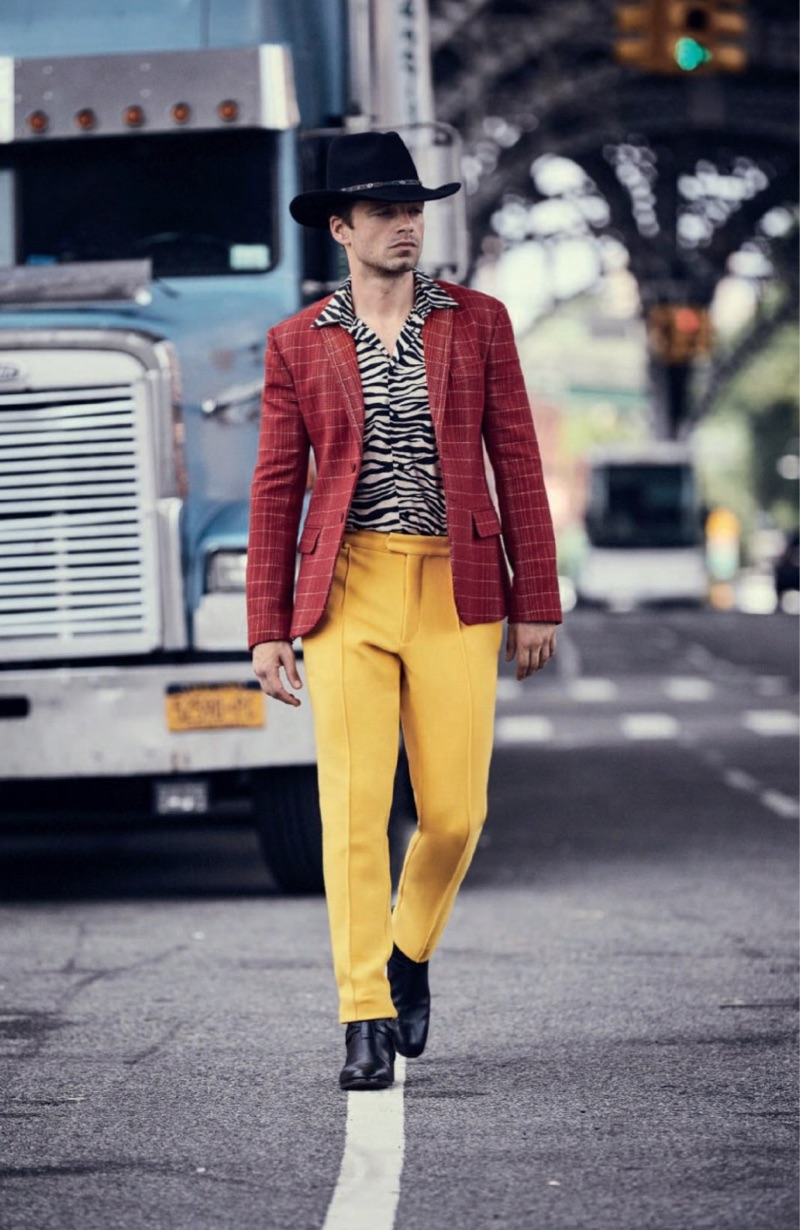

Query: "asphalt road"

xmin=0 ymin=610 xmax=797 ymax=1230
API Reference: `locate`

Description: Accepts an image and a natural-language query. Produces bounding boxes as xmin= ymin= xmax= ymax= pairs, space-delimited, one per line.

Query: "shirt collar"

xmin=313 ymin=271 xmax=458 ymax=330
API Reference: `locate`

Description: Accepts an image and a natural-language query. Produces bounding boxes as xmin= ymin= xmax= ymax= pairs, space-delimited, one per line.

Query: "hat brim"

xmin=289 ymin=181 xmax=462 ymax=229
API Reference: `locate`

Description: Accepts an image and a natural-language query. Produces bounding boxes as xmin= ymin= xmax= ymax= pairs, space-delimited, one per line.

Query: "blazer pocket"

xmin=449 ymin=359 xmax=485 ymax=391
xmin=297 ymin=521 xmax=322 ymax=554
xmin=472 ymin=507 xmax=503 ymax=538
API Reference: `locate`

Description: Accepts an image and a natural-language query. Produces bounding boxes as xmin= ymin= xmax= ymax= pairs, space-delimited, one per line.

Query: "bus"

xmin=576 ymin=444 xmax=708 ymax=610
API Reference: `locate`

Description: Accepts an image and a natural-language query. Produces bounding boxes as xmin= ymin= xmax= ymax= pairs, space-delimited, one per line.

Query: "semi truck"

xmin=0 ymin=0 xmax=466 ymax=890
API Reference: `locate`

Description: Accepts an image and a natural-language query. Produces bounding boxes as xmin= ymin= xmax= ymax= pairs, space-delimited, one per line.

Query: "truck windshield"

xmin=586 ymin=463 xmax=703 ymax=549
xmin=2 ymin=129 xmax=277 ymax=277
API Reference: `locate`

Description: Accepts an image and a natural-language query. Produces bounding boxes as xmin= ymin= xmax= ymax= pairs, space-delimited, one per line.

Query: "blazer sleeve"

xmin=481 ymin=302 xmax=562 ymax=624
xmin=246 ymin=328 xmax=311 ymax=647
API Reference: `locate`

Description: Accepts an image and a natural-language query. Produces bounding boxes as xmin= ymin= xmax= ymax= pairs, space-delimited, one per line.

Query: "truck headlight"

xmin=206 ymin=550 xmax=248 ymax=593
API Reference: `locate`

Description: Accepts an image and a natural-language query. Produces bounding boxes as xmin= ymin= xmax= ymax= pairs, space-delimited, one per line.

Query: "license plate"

xmin=165 ymin=683 xmax=265 ymax=731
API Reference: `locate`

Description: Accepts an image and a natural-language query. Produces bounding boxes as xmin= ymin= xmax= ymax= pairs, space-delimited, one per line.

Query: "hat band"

xmin=340 ymin=178 xmax=422 ymax=193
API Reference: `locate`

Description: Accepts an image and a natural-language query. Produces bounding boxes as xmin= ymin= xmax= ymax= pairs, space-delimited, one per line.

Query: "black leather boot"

xmin=339 ymin=1019 xmax=396 ymax=1091
xmin=387 ymin=944 xmax=430 ymax=1058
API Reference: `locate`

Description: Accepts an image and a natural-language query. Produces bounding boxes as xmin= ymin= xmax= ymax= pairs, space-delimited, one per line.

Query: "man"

xmin=247 ymin=131 xmax=561 ymax=1091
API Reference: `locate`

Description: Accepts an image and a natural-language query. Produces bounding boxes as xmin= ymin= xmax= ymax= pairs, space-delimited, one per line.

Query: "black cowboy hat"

xmin=289 ymin=130 xmax=461 ymax=229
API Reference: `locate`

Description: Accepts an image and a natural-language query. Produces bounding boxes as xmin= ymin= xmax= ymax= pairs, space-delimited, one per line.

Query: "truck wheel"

xmin=254 ymin=766 xmax=324 ymax=894
xmin=254 ymin=753 xmax=417 ymax=895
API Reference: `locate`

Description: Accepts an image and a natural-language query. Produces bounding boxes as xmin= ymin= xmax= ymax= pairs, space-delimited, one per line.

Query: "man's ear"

xmin=329 ymin=216 xmax=349 ymax=248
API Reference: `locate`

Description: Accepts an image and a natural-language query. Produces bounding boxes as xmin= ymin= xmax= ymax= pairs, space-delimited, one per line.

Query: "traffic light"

xmin=707 ymin=0 xmax=748 ymax=72
xmin=614 ymin=1 xmax=748 ymax=75
xmin=614 ymin=0 xmax=659 ymax=69
xmin=647 ymin=304 xmax=714 ymax=363
xmin=664 ymin=1 xmax=748 ymax=74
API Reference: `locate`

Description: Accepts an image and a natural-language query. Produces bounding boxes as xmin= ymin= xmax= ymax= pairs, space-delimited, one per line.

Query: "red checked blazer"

xmin=246 ymin=281 xmax=562 ymax=646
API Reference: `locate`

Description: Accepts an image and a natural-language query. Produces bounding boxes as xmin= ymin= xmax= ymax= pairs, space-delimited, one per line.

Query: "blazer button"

xmin=350 ymin=462 xmax=357 ymax=473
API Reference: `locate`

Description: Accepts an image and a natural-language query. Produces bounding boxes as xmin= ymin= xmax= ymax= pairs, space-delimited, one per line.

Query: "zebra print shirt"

xmin=314 ymin=272 xmax=458 ymax=535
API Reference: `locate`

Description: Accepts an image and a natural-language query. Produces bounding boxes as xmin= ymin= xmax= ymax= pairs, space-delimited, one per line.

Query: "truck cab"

xmin=0 ymin=1 xmax=466 ymax=890
xmin=0 ymin=33 xmax=330 ymax=886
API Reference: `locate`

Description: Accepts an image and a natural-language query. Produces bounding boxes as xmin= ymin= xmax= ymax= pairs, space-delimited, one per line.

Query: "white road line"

xmin=743 ymin=710 xmax=800 ymax=737
xmin=494 ymin=715 xmax=555 ymax=744
xmin=620 ymin=713 xmax=680 ymax=740
xmin=664 ymin=677 xmax=714 ymax=701
xmin=759 ymin=790 xmax=800 ymax=820
xmin=322 ymin=1056 xmax=407 ymax=1230
xmin=495 ymin=678 xmax=521 ymax=702
xmin=720 ymin=767 xmax=798 ymax=820
xmin=722 ymin=768 xmax=758 ymax=793
xmin=568 ymin=677 xmax=618 ymax=702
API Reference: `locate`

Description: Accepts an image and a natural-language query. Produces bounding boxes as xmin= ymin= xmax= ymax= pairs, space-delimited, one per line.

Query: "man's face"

xmin=330 ymin=200 xmax=425 ymax=276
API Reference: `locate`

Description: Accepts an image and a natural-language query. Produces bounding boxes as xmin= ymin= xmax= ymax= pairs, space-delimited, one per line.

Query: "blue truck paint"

xmin=0 ymin=1 xmax=456 ymax=890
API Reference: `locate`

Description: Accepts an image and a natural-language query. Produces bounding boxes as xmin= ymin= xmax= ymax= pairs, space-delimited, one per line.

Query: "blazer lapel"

xmin=320 ymin=327 xmax=364 ymax=443
xmin=422 ymin=309 xmax=454 ymax=434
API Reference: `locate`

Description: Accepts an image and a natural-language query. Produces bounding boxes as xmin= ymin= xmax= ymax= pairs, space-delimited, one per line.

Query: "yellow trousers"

xmin=302 ymin=530 xmax=502 ymax=1023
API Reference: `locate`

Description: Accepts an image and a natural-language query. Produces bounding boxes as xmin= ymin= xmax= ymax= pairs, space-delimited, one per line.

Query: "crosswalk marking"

xmin=760 ymin=790 xmax=800 ymax=819
xmin=568 ymin=677 xmax=619 ymax=702
xmin=495 ymin=678 xmax=521 ymax=702
xmin=323 ymin=1056 xmax=407 ymax=1230
xmin=492 ymin=709 xmax=800 ymax=746
xmin=494 ymin=715 xmax=555 ymax=744
xmin=664 ymin=677 xmax=714 ymax=701
xmin=743 ymin=711 xmax=800 ymax=736
xmin=493 ymin=662 xmax=798 ymax=748
xmin=620 ymin=713 xmax=680 ymax=740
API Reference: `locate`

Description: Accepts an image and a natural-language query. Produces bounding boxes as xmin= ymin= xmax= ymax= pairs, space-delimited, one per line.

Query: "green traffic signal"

xmin=674 ymin=36 xmax=713 ymax=70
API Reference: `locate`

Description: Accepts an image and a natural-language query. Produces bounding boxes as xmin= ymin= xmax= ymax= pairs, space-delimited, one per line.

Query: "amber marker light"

xmin=75 ymin=108 xmax=97 ymax=131
xmin=27 ymin=110 xmax=49 ymax=135
xmin=124 ymin=105 xmax=145 ymax=128
xmin=172 ymin=102 xmax=192 ymax=124
xmin=217 ymin=99 xmax=239 ymax=123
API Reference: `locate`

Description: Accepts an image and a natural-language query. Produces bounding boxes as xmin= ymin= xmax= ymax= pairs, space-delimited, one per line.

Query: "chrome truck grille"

xmin=0 ymin=345 xmax=167 ymax=661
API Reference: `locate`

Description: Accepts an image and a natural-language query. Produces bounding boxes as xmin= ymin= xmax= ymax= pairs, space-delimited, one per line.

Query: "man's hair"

xmin=331 ymin=203 xmax=356 ymax=228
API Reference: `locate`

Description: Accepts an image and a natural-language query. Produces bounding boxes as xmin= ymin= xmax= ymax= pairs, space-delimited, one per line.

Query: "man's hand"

xmin=505 ymin=621 xmax=558 ymax=681
xmin=252 ymin=640 xmax=303 ymax=707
